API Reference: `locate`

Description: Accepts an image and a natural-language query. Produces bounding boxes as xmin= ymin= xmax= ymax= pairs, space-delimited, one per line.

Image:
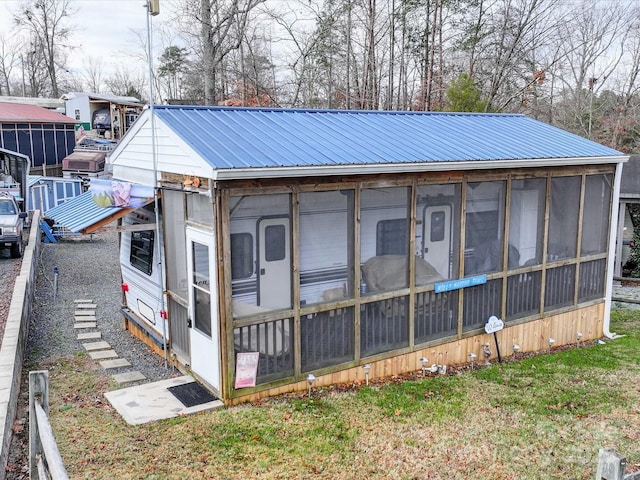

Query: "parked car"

xmin=0 ymin=192 xmax=27 ymax=258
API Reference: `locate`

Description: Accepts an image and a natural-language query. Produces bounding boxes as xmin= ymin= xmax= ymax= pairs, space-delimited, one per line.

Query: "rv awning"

xmin=44 ymin=191 xmax=134 ymax=234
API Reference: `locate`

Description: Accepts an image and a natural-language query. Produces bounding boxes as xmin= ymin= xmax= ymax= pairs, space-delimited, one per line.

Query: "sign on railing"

xmin=29 ymin=370 xmax=69 ymax=480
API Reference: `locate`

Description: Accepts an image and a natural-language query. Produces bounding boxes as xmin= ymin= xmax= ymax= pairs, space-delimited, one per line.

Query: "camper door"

xmin=187 ymin=228 xmax=221 ymax=393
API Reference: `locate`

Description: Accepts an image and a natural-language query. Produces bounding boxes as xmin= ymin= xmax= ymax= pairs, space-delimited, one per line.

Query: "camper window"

xmin=130 ymin=231 xmax=154 ymax=275
xmin=376 ymin=219 xmax=408 ymax=256
xmin=231 ymin=233 xmax=253 ymax=279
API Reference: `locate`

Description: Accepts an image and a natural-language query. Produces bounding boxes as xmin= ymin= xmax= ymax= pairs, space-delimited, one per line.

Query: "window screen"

xmin=130 ymin=230 xmax=154 ymax=275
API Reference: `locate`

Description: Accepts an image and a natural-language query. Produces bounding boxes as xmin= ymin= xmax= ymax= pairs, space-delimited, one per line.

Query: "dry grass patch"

xmin=36 ymin=309 xmax=640 ymax=480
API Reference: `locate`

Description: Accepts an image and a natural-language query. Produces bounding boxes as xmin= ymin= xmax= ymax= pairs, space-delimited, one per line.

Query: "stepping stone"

xmin=74 ymin=322 xmax=97 ymax=329
xmin=112 ymin=371 xmax=146 ymax=384
xmin=75 ymin=310 xmax=95 ymax=315
xmin=83 ymin=341 xmax=111 ymax=351
xmin=88 ymin=350 xmax=118 ymax=360
xmin=74 ymin=315 xmax=96 ymax=322
xmin=100 ymin=358 xmax=132 ymax=370
xmin=77 ymin=332 xmax=102 ymax=340
xmin=76 ymin=303 xmax=97 ymax=309
xmin=74 ymin=299 xmax=93 ymax=303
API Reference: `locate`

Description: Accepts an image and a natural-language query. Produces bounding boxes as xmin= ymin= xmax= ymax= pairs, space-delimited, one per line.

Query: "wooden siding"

xmin=226 ymin=302 xmax=605 ymax=406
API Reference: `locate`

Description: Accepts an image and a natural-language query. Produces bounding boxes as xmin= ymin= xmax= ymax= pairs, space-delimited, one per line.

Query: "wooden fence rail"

xmin=597 ymin=449 xmax=640 ymax=480
xmin=29 ymin=371 xmax=69 ymax=480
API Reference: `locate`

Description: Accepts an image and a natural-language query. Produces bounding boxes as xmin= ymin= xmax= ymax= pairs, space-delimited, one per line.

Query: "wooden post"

xmin=29 ymin=370 xmax=69 ymax=480
xmin=29 ymin=370 xmax=49 ymax=480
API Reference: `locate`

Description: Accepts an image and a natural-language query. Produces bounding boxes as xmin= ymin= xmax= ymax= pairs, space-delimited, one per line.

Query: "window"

xmin=416 ymin=183 xmax=461 ymax=283
xmin=548 ymin=176 xmax=581 ymax=261
xmin=465 ymin=181 xmax=506 ymax=275
xmin=376 ymin=218 xmax=408 ymax=256
xmin=265 ymin=225 xmax=286 ymax=261
xmin=581 ymin=174 xmax=612 ymax=256
xmin=192 ymin=242 xmax=212 ymax=337
xmin=130 ymin=230 xmax=154 ymax=275
xmin=299 ymin=190 xmax=354 ymax=306
xmin=231 ymin=233 xmax=253 ymax=279
xmin=508 ymin=178 xmax=546 ymax=268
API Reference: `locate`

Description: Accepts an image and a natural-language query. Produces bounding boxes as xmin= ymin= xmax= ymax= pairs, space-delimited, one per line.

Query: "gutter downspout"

xmin=603 ymin=161 xmax=624 ymax=339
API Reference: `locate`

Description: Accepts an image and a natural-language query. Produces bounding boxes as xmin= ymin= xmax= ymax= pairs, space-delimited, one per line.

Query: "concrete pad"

xmin=77 ymin=332 xmax=102 ymax=340
xmin=105 ymin=375 xmax=224 ymax=425
xmin=87 ymin=350 xmax=118 ymax=360
xmin=75 ymin=310 xmax=96 ymax=316
xmin=82 ymin=341 xmax=111 ymax=351
xmin=74 ymin=316 xmax=96 ymax=322
xmin=100 ymin=358 xmax=131 ymax=369
xmin=74 ymin=299 xmax=93 ymax=303
xmin=73 ymin=322 xmax=97 ymax=329
xmin=112 ymin=371 xmax=146 ymax=384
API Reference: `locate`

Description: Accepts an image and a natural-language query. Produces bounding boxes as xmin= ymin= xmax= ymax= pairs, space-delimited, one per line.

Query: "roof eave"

xmin=211 ymin=155 xmax=629 ymax=181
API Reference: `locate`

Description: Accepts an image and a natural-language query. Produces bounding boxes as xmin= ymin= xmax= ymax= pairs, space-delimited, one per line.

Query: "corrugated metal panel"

xmin=0 ymin=102 xmax=76 ymax=123
xmin=44 ymin=191 xmax=124 ymax=232
xmin=153 ymin=107 xmax=623 ymax=170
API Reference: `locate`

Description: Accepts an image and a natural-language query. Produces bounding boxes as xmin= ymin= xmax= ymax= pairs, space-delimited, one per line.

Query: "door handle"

xmin=187 ymin=318 xmax=192 ymax=328
xmin=260 ymin=268 xmax=265 ymax=275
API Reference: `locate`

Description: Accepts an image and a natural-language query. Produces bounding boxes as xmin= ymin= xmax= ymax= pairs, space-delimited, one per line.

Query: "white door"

xmin=422 ymin=205 xmax=452 ymax=278
xmin=187 ymin=228 xmax=220 ymax=392
xmin=257 ymin=217 xmax=291 ymax=309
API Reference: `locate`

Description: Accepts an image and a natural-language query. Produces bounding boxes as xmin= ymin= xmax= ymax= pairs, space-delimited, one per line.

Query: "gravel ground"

xmin=6 ymin=229 xmax=177 ymax=479
xmin=27 ymin=229 xmax=176 ymax=381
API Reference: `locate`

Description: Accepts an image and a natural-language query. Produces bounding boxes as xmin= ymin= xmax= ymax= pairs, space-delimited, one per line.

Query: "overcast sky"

xmin=0 ymin=0 xmax=171 ymax=80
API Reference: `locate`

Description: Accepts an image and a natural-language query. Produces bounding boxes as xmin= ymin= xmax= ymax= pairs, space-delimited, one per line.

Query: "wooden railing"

xmin=29 ymin=371 xmax=69 ymax=480
xmin=597 ymin=449 xmax=640 ymax=480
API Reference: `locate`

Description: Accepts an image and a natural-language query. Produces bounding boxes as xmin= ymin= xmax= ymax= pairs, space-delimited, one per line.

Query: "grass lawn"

xmin=39 ymin=308 xmax=640 ymax=480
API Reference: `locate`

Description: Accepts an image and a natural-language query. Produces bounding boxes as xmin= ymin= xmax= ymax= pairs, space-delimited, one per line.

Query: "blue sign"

xmin=434 ymin=274 xmax=487 ymax=293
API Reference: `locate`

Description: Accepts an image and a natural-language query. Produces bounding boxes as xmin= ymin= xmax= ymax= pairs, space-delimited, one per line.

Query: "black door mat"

xmin=167 ymin=382 xmax=217 ymax=408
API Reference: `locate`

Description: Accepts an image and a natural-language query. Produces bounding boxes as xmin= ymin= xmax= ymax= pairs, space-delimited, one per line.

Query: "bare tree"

xmin=0 ymin=34 xmax=21 ymax=95
xmin=13 ymin=0 xmax=76 ymax=97
xmin=554 ymin=0 xmax=634 ymax=137
xmin=81 ymin=56 xmax=104 ymax=94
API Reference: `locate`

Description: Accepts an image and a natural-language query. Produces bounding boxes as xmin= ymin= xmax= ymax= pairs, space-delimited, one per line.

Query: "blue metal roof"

xmin=153 ymin=106 xmax=623 ymax=170
xmin=44 ymin=191 xmax=124 ymax=233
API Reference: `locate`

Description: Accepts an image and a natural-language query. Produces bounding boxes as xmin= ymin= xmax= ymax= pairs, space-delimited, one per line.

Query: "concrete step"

xmin=88 ymin=350 xmax=118 ymax=360
xmin=74 ymin=316 xmax=97 ymax=322
xmin=100 ymin=358 xmax=132 ymax=370
xmin=74 ymin=322 xmax=97 ymax=329
xmin=82 ymin=341 xmax=111 ymax=352
xmin=74 ymin=299 xmax=94 ymax=303
xmin=75 ymin=303 xmax=97 ymax=309
xmin=112 ymin=371 xmax=146 ymax=384
xmin=75 ymin=310 xmax=96 ymax=316
xmin=77 ymin=332 xmax=102 ymax=340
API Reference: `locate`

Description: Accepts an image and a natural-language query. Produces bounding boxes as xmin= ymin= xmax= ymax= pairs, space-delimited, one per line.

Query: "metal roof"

xmin=44 ymin=191 xmax=124 ymax=233
xmin=0 ymin=102 xmax=76 ymax=124
xmin=152 ymin=106 xmax=624 ymax=171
